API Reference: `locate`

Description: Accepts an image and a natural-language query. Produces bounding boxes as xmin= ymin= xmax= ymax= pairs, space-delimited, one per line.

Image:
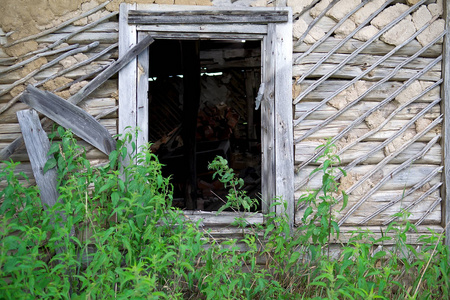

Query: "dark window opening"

xmin=147 ymin=39 xmax=262 ymax=211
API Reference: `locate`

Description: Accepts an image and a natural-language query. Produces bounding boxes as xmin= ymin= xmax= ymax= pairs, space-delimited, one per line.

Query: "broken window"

xmin=118 ymin=4 xmax=293 ymax=225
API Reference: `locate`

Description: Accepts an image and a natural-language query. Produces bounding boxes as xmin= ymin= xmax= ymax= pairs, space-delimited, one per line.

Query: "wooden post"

xmin=182 ymin=40 xmax=201 ymax=210
xmin=441 ymin=0 xmax=450 ymax=247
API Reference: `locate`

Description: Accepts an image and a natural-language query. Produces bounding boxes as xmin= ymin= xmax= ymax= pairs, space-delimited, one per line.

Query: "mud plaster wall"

xmin=0 ymin=0 xmax=447 ymax=230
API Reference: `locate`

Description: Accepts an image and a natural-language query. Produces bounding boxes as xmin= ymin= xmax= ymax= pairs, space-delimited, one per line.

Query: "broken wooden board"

xmin=16 ymin=109 xmax=59 ymax=210
xmin=21 ymin=85 xmax=116 ymax=155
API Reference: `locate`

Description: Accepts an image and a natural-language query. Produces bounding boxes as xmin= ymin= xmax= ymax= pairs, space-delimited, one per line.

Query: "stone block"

xmin=353 ymin=25 xmax=379 ymax=42
xmin=428 ymin=0 xmax=443 ymax=18
xmin=350 ymin=0 xmax=385 ymax=25
xmin=293 ymin=18 xmax=308 ymax=39
xmin=327 ymin=0 xmax=361 ymax=21
xmin=406 ymin=0 xmax=420 ymax=5
xmin=380 ymin=18 xmax=416 ymax=46
xmin=370 ymin=3 xmax=409 ymax=29
xmin=412 ymin=5 xmax=432 ymax=30
xmin=59 ymin=56 xmax=78 ymax=69
xmin=335 ymin=19 xmax=356 ymax=37
xmin=394 ymin=81 xmax=422 ymax=105
xmin=416 ymin=19 xmax=445 ymax=46
xmin=287 ymin=0 xmax=314 ymax=15
xmin=310 ymin=0 xmax=332 ymax=18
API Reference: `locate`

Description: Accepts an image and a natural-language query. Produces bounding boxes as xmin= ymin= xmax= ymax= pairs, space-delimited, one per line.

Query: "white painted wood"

xmin=119 ymin=3 xmax=137 ymax=162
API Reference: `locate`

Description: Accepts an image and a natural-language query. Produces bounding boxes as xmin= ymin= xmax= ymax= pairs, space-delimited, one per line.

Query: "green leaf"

xmin=341 ymin=191 xmax=348 ymax=211
xmin=47 ymin=143 xmax=60 ymax=156
xmin=43 ymin=158 xmax=57 ymax=173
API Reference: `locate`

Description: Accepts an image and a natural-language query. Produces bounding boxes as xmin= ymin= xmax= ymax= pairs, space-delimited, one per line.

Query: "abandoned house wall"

xmin=0 ymin=0 xmax=447 ymax=239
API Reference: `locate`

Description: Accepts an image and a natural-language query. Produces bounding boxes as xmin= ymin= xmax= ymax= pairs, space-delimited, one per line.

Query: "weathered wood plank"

xmin=296 ymin=80 xmax=440 ymax=103
xmin=55 ymin=22 xmax=119 ymax=34
xmin=295 ymin=101 xmax=440 ymax=121
xmin=183 ymin=211 xmax=263 ymax=226
xmin=441 ymin=0 xmax=450 ymax=247
xmin=0 ymin=118 xmax=114 ymax=144
xmin=261 ymin=24 xmax=276 ymax=215
xmin=295 ymin=164 xmax=441 ymax=192
xmin=274 ymin=12 xmax=294 ymax=226
xmin=35 ymin=32 xmax=118 ymax=44
xmin=295 ymin=53 xmax=442 ymax=71
xmin=295 ymin=190 xmax=441 ymax=226
xmin=21 ymin=85 xmax=116 ymax=155
xmin=16 ymin=109 xmax=58 ymax=209
xmin=0 ymin=61 xmax=112 ymax=85
xmin=293 ymin=64 xmax=441 ymax=82
xmin=119 ymin=3 xmax=137 ymax=165
xmin=295 ymin=142 xmax=442 ymax=165
xmin=294 ymin=37 xmax=443 ymax=58
xmin=128 ymin=10 xmax=289 ymax=25
xmin=294 ymin=119 xmax=440 ymax=142
xmin=137 ymin=24 xmax=267 ymax=34
xmin=134 ymin=32 xmax=264 ymax=40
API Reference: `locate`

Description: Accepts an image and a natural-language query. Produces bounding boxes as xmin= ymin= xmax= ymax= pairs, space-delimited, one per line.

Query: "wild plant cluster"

xmin=0 ymin=129 xmax=448 ymax=299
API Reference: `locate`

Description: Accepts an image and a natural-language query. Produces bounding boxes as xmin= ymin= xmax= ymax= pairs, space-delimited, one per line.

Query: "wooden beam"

xmin=128 ymin=10 xmax=289 ymax=25
xmin=21 ymin=85 xmax=116 ymax=155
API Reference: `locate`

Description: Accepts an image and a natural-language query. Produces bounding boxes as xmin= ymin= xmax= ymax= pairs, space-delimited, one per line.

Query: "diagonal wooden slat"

xmin=296 ymin=0 xmax=340 ymax=46
xmin=383 ymin=182 xmax=442 ymax=225
xmin=295 ymin=80 xmax=443 ymax=191
xmin=294 ymin=0 xmax=427 ymax=103
xmin=295 ymin=31 xmax=444 ymax=142
xmin=294 ymin=0 xmax=369 ymax=62
xmin=338 ymin=135 xmax=441 ymax=226
xmin=294 ymin=16 xmax=440 ymax=127
xmin=294 ymin=55 xmax=443 ymax=172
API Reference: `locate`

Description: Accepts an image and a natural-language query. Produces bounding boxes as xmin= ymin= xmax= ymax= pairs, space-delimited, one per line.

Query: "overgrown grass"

xmin=0 ymin=128 xmax=448 ymax=299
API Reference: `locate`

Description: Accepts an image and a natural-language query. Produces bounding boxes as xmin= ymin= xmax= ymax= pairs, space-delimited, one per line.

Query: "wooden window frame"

xmin=118 ymin=3 xmax=294 ymax=226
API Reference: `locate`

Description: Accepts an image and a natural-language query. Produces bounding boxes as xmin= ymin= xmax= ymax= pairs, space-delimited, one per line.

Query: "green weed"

xmin=0 ymin=130 xmax=448 ymax=299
